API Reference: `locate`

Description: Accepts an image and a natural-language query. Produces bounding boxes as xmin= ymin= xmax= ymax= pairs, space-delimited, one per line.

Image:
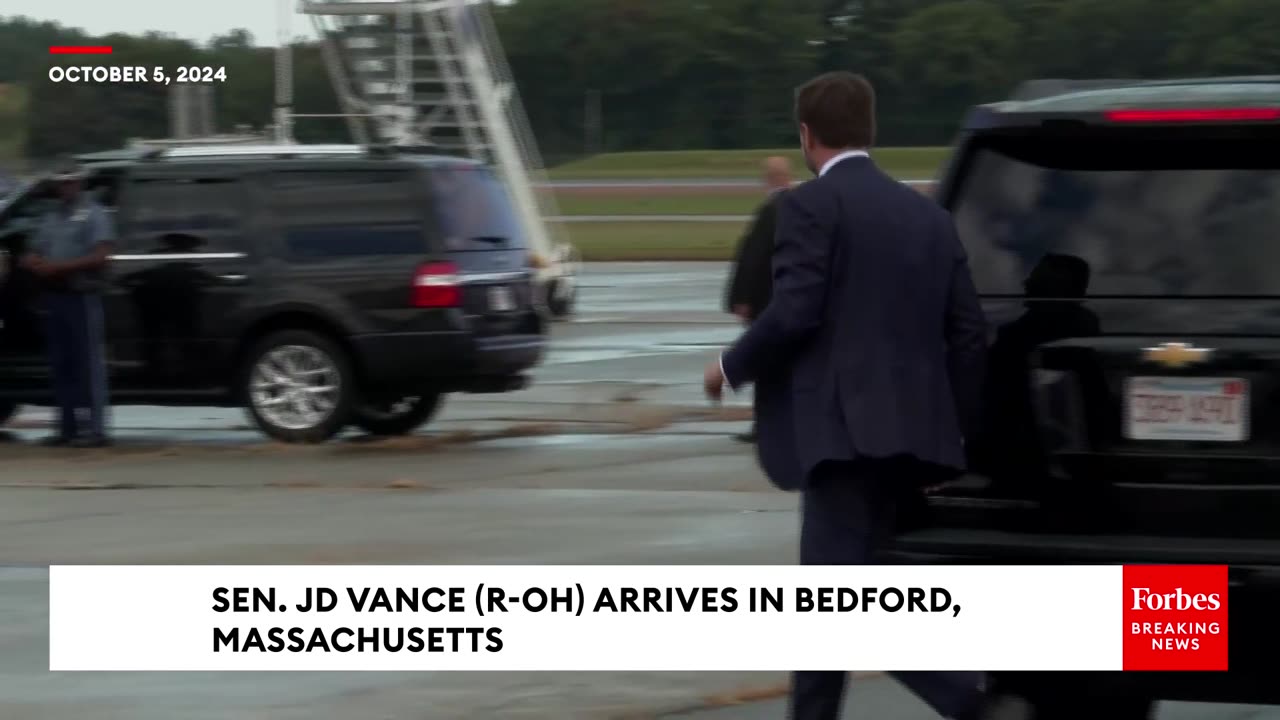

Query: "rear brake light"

xmin=412 ymin=261 xmax=461 ymax=308
xmin=1105 ymin=108 xmax=1280 ymax=123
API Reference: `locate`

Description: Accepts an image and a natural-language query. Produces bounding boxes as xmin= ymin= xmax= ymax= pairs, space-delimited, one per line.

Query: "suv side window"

xmin=120 ymin=176 xmax=248 ymax=256
xmin=267 ymin=169 xmax=428 ymax=261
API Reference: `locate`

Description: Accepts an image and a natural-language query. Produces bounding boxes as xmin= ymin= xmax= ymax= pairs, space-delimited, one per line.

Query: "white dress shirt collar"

xmin=819 ymin=149 xmax=870 ymax=177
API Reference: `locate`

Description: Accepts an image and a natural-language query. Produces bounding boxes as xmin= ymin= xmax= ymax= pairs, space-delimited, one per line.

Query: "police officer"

xmin=19 ymin=161 xmax=115 ymax=447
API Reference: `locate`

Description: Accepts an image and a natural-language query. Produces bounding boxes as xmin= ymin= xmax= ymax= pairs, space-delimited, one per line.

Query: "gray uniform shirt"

xmin=32 ymin=196 xmax=115 ymax=294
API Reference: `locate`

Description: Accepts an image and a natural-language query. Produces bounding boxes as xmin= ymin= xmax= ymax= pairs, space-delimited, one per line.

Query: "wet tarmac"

xmin=541 ymin=179 xmax=933 ymax=188
xmin=1 ymin=262 xmax=1274 ymax=719
xmin=550 ymin=215 xmax=752 ymax=222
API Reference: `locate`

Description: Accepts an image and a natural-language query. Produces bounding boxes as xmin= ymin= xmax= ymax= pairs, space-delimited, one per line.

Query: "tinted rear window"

xmin=953 ymin=134 xmax=1280 ymax=297
xmin=426 ymin=165 xmax=527 ymax=251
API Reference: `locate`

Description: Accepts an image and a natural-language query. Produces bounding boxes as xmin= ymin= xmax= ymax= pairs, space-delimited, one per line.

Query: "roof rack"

xmin=75 ymin=148 xmax=151 ymax=163
xmin=1009 ymin=76 xmax=1280 ymax=102
xmin=366 ymin=142 xmax=440 ymax=157
xmin=1010 ymin=79 xmax=1148 ymax=101
xmin=71 ymin=142 xmax=460 ymax=166
xmin=151 ymin=143 xmax=369 ymax=159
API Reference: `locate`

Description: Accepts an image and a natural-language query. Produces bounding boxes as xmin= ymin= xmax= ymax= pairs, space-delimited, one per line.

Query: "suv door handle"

xmin=216 ymin=273 xmax=248 ymax=284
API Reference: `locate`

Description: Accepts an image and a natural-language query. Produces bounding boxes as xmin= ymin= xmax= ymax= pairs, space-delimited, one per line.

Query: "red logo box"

xmin=1123 ymin=565 xmax=1228 ymax=671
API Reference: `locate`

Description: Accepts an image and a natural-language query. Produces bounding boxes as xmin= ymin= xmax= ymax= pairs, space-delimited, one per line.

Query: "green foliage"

xmin=562 ymin=221 xmax=740 ymax=261
xmin=1 ymin=0 xmax=1277 ymax=163
xmin=0 ymin=84 xmax=28 ymax=163
xmin=1 ymin=15 xmax=345 ymax=160
xmin=547 ymin=146 xmax=947 ymax=179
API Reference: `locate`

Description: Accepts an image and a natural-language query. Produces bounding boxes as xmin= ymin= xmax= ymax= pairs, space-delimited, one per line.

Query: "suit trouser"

xmin=790 ymin=460 xmax=982 ymax=720
xmin=43 ymin=292 xmax=109 ymax=439
xmin=743 ymin=315 xmax=757 ymax=433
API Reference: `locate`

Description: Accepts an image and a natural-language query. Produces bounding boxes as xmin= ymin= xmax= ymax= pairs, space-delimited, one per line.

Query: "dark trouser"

xmin=743 ymin=314 xmax=757 ymax=436
xmin=43 ymin=293 xmax=109 ymax=439
xmin=998 ymin=672 xmax=1153 ymax=718
xmin=791 ymin=459 xmax=982 ymax=720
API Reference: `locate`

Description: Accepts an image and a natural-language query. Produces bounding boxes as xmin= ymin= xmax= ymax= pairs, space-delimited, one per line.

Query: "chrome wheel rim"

xmin=249 ymin=344 xmax=341 ymax=431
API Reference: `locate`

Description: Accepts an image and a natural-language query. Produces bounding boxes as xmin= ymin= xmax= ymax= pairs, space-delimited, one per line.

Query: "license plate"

xmin=488 ymin=285 xmax=515 ymax=312
xmin=1125 ymin=377 xmax=1249 ymax=441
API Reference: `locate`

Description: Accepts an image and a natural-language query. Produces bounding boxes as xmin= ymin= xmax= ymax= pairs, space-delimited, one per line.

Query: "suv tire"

xmin=0 ymin=400 xmax=18 ymax=427
xmin=242 ymin=329 xmax=353 ymax=444
xmin=352 ymin=393 xmax=444 ymax=436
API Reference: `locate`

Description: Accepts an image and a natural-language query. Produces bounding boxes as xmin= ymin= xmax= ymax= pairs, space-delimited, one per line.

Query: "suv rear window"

xmin=952 ymin=133 xmax=1280 ymax=297
xmin=425 ymin=165 xmax=527 ymax=252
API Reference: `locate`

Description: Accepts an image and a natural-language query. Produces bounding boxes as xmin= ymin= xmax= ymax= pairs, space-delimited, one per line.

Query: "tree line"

xmin=2 ymin=0 xmax=1277 ymax=167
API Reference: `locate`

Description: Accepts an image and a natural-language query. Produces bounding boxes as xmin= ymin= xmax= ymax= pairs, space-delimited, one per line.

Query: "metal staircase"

xmin=296 ymin=0 xmax=578 ymax=317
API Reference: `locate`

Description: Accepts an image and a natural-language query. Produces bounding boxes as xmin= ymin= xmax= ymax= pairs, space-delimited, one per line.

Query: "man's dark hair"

xmin=794 ymin=72 xmax=876 ymax=149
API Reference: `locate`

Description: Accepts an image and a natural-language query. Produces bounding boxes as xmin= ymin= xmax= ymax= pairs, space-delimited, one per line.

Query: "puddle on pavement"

xmin=544 ymin=344 xmax=729 ymax=366
xmin=0 ymin=411 xmax=744 ymax=463
xmin=544 ymin=348 xmax=672 ymax=365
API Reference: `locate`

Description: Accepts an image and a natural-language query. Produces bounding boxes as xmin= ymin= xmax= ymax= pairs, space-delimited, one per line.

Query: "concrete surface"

xmin=549 ymin=215 xmax=751 ymax=222
xmin=0 ymin=262 xmax=1275 ymax=719
xmin=664 ymin=679 xmax=1278 ymax=720
xmin=540 ymin=180 xmax=933 ymax=188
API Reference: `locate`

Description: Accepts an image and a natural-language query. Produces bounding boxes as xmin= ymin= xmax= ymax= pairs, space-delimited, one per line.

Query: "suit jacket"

xmin=725 ymin=190 xmax=783 ymax=319
xmin=720 ymin=156 xmax=987 ymax=491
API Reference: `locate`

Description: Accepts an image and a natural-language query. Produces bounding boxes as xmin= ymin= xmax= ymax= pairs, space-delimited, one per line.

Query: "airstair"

xmin=292 ymin=0 xmax=579 ymax=318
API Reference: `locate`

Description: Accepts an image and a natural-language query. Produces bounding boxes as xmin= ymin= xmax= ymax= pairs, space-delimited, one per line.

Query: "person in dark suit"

xmin=724 ymin=156 xmax=792 ymax=443
xmin=702 ymin=72 xmax=1027 ymax=720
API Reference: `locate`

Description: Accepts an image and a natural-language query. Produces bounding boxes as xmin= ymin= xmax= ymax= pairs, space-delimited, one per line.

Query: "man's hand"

xmin=19 ymin=254 xmax=54 ymax=276
xmin=732 ymin=304 xmax=751 ymax=322
xmin=704 ymin=356 xmax=726 ymax=402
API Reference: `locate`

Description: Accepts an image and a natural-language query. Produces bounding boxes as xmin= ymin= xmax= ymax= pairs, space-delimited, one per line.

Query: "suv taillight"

xmin=1105 ymin=108 xmax=1280 ymax=123
xmin=412 ymin=261 xmax=461 ymax=308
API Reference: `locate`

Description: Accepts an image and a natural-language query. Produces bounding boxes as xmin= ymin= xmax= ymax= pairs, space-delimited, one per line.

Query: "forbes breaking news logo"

xmin=1123 ymin=565 xmax=1228 ymax=671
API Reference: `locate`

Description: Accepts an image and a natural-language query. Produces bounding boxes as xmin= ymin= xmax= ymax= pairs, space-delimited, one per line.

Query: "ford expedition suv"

xmin=0 ymin=144 xmax=545 ymax=443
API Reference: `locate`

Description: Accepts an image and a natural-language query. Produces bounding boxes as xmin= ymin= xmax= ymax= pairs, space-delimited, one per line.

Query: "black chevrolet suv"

xmin=0 ymin=144 xmax=545 ymax=443
xmin=886 ymin=77 xmax=1280 ymax=712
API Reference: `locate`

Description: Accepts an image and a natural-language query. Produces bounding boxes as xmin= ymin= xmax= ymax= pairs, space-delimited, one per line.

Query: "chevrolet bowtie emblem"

xmin=1142 ymin=342 xmax=1213 ymax=368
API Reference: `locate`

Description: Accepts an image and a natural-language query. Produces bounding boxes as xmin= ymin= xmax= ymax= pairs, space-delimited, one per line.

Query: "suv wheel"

xmin=0 ymin=400 xmax=18 ymax=427
xmin=242 ymin=330 xmax=353 ymax=444
xmin=352 ymin=393 xmax=444 ymax=436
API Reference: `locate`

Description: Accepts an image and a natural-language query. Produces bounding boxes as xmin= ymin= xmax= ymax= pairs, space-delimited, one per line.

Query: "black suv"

xmin=886 ymin=77 xmax=1280 ymax=710
xmin=0 ymin=144 xmax=545 ymax=443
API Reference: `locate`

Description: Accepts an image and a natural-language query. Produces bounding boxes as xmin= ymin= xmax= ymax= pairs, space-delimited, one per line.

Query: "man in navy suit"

xmin=703 ymin=72 xmax=1025 ymax=720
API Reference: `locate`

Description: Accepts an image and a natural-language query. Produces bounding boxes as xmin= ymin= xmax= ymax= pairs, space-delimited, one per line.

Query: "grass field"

xmin=549 ymin=182 xmax=933 ymax=216
xmin=552 ymin=192 xmax=759 ymax=217
xmin=547 ymin=147 xmax=946 ymax=180
xmin=543 ymin=147 xmax=947 ymax=260
xmin=558 ymin=221 xmax=739 ymax=261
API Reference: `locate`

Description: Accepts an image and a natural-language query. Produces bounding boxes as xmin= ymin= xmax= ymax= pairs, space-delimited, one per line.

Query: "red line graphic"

xmin=49 ymin=46 xmax=114 ymax=55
